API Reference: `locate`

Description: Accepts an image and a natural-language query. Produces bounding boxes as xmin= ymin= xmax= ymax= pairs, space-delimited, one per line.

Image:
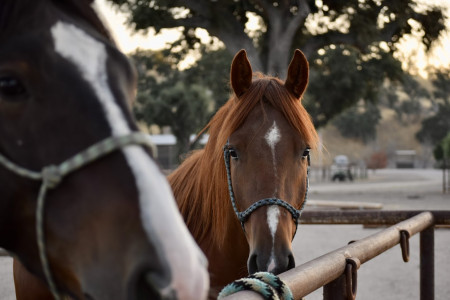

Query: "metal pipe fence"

xmin=223 ymin=210 xmax=450 ymax=300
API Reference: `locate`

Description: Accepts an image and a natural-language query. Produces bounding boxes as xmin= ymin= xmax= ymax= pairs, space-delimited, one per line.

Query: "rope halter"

xmin=0 ymin=132 xmax=156 ymax=300
xmin=223 ymin=141 xmax=310 ymax=238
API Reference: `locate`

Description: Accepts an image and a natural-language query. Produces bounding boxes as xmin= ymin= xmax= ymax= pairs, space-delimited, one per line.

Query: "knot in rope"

xmin=218 ymin=272 xmax=293 ymax=300
xmin=41 ymin=165 xmax=63 ymax=189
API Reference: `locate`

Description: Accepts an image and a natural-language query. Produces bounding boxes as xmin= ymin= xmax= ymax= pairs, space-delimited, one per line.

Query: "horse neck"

xmin=168 ymin=147 xmax=239 ymax=249
xmin=168 ymin=150 xmax=249 ymax=289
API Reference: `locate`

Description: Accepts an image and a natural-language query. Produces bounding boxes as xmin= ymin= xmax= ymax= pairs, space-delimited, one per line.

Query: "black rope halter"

xmin=223 ymin=140 xmax=310 ymax=238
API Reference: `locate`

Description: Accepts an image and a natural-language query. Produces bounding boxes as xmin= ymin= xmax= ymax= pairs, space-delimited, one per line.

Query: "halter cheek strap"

xmin=0 ymin=132 xmax=156 ymax=300
xmin=223 ymin=141 xmax=310 ymax=238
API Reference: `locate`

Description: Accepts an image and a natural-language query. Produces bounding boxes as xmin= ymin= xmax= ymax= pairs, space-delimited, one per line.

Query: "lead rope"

xmin=0 ymin=132 xmax=156 ymax=300
xmin=218 ymin=272 xmax=293 ymax=300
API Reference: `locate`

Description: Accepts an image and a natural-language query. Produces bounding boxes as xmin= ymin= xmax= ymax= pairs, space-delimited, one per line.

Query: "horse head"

xmin=0 ymin=1 xmax=208 ymax=299
xmin=226 ymin=49 xmax=314 ymax=275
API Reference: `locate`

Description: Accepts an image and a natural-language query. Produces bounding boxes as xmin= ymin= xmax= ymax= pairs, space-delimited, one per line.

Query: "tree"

xmin=333 ymin=101 xmax=381 ymax=143
xmin=416 ymin=69 xmax=450 ymax=146
xmin=182 ymin=47 xmax=233 ymax=109
xmin=388 ymin=75 xmax=430 ymax=124
xmin=132 ymin=50 xmax=213 ymax=157
xmin=304 ymin=44 xmax=402 ymax=127
xmin=108 ymin=0 xmax=446 ymax=76
xmin=108 ymin=0 xmax=447 ymax=128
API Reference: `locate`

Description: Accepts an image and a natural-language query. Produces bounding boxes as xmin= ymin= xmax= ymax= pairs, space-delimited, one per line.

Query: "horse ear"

xmin=230 ymin=49 xmax=253 ymax=97
xmin=285 ymin=49 xmax=309 ymax=99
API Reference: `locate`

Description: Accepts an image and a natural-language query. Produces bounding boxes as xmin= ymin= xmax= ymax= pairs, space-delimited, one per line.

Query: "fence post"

xmin=324 ymin=257 xmax=359 ymax=300
xmin=323 ymin=274 xmax=346 ymax=300
xmin=420 ymin=226 xmax=434 ymax=300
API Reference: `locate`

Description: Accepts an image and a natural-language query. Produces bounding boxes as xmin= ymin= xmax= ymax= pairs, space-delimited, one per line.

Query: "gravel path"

xmin=295 ymin=168 xmax=450 ymax=300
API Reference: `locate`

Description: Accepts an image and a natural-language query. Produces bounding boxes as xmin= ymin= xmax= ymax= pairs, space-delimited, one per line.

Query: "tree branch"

xmin=177 ymin=0 xmax=210 ymax=16
xmin=301 ymin=31 xmax=360 ymax=57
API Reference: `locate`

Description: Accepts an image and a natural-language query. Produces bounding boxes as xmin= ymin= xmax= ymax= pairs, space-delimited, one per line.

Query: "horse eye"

xmin=0 ymin=76 xmax=27 ymax=98
xmin=302 ymin=148 xmax=310 ymax=158
xmin=229 ymin=149 xmax=238 ymax=159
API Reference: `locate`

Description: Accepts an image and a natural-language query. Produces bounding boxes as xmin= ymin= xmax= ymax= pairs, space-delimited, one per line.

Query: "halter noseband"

xmin=0 ymin=132 xmax=156 ymax=300
xmin=223 ymin=141 xmax=310 ymax=237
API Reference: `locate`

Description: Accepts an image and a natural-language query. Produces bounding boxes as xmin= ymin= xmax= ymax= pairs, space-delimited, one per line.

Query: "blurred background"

xmin=94 ymin=0 xmax=450 ymax=182
xmin=2 ymin=2 xmax=449 ymax=299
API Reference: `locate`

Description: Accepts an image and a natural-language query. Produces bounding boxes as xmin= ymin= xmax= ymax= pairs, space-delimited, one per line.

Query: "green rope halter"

xmin=0 ymin=132 xmax=156 ymax=300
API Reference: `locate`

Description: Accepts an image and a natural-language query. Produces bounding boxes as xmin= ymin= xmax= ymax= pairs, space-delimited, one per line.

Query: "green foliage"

xmin=433 ymin=133 xmax=450 ymax=163
xmin=442 ymin=133 xmax=450 ymax=159
xmin=108 ymin=0 xmax=446 ymax=60
xmin=381 ymin=75 xmax=430 ymax=124
xmin=434 ymin=144 xmax=444 ymax=161
xmin=417 ymin=104 xmax=450 ymax=145
xmin=416 ymin=69 xmax=450 ymax=146
xmin=183 ymin=47 xmax=233 ymax=109
xmin=332 ymin=101 xmax=381 ymax=143
xmin=107 ymin=0 xmax=448 ymax=151
xmin=132 ymin=50 xmax=214 ymax=157
xmin=305 ymin=45 xmax=402 ymax=127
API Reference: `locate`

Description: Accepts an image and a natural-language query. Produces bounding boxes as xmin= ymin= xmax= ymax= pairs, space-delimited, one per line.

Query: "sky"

xmin=94 ymin=0 xmax=450 ymax=77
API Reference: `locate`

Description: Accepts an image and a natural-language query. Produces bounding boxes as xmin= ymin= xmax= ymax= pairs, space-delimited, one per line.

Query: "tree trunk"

xmin=262 ymin=1 xmax=309 ymax=77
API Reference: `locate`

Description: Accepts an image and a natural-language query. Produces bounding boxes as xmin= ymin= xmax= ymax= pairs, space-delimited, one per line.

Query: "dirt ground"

xmin=295 ymin=168 xmax=450 ymax=300
xmin=1 ymin=169 xmax=448 ymax=299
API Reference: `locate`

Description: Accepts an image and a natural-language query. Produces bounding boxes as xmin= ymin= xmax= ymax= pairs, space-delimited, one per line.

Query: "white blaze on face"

xmin=265 ymin=121 xmax=281 ymax=183
xmin=266 ymin=206 xmax=280 ymax=272
xmin=264 ymin=121 xmax=282 ymax=271
xmin=51 ymin=21 xmax=208 ymax=298
xmin=265 ymin=121 xmax=281 ymax=153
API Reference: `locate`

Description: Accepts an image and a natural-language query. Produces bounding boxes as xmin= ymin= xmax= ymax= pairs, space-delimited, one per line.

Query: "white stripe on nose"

xmin=265 ymin=122 xmax=282 ymax=271
xmin=51 ymin=21 xmax=208 ymax=299
xmin=265 ymin=121 xmax=281 ymax=196
xmin=266 ymin=205 xmax=280 ymax=272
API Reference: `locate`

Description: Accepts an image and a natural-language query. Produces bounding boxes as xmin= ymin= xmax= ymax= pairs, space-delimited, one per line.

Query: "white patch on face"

xmin=51 ymin=21 xmax=208 ymax=299
xmin=266 ymin=206 xmax=280 ymax=272
xmin=265 ymin=121 xmax=281 ymax=196
xmin=265 ymin=121 xmax=281 ymax=151
xmin=267 ymin=206 xmax=280 ymax=236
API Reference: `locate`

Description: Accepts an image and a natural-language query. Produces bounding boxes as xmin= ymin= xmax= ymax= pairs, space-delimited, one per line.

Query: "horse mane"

xmin=0 ymin=0 xmax=112 ymax=42
xmin=169 ymin=73 xmax=319 ymax=248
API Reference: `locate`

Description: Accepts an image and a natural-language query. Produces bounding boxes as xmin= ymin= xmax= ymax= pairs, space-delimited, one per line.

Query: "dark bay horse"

xmin=169 ymin=49 xmax=318 ymax=296
xmin=0 ymin=0 xmax=208 ymax=299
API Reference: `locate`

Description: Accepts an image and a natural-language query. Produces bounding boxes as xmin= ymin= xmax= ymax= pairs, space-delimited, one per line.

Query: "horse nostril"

xmin=247 ymin=254 xmax=258 ymax=275
xmin=287 ymin=253 xmax=295 ymax=271
xmin=132 ymin=269 xmax=175 ymax=300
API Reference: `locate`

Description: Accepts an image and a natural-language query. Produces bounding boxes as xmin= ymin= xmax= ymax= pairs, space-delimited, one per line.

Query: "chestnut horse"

xmin=1 ymin=0 xmax=208 ymax=299
xmin=169 ymin=49 xmax=318 ymax=296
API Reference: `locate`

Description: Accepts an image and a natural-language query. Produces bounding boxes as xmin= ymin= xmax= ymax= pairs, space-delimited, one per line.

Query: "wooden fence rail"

xmin=223 ymin=210 xmax=450 ymax=300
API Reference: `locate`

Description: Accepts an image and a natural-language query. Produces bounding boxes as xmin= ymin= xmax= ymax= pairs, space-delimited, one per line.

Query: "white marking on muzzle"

xmin=51 ymin=21 xmax=208 ymax=299
xmin=266 ymin=206 xmax=280 ymax=272
xmin=265 ymin=122 xmax=281 ymax=272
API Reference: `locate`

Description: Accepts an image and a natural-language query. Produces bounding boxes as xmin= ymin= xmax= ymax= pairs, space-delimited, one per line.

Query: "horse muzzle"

xmin=128 ymin=252 xmax=209 ymax=300
xmin=247 ymin=247 xmax=295 ymax=275
xmin=130 ymin=267 xmax=175 ymax=300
